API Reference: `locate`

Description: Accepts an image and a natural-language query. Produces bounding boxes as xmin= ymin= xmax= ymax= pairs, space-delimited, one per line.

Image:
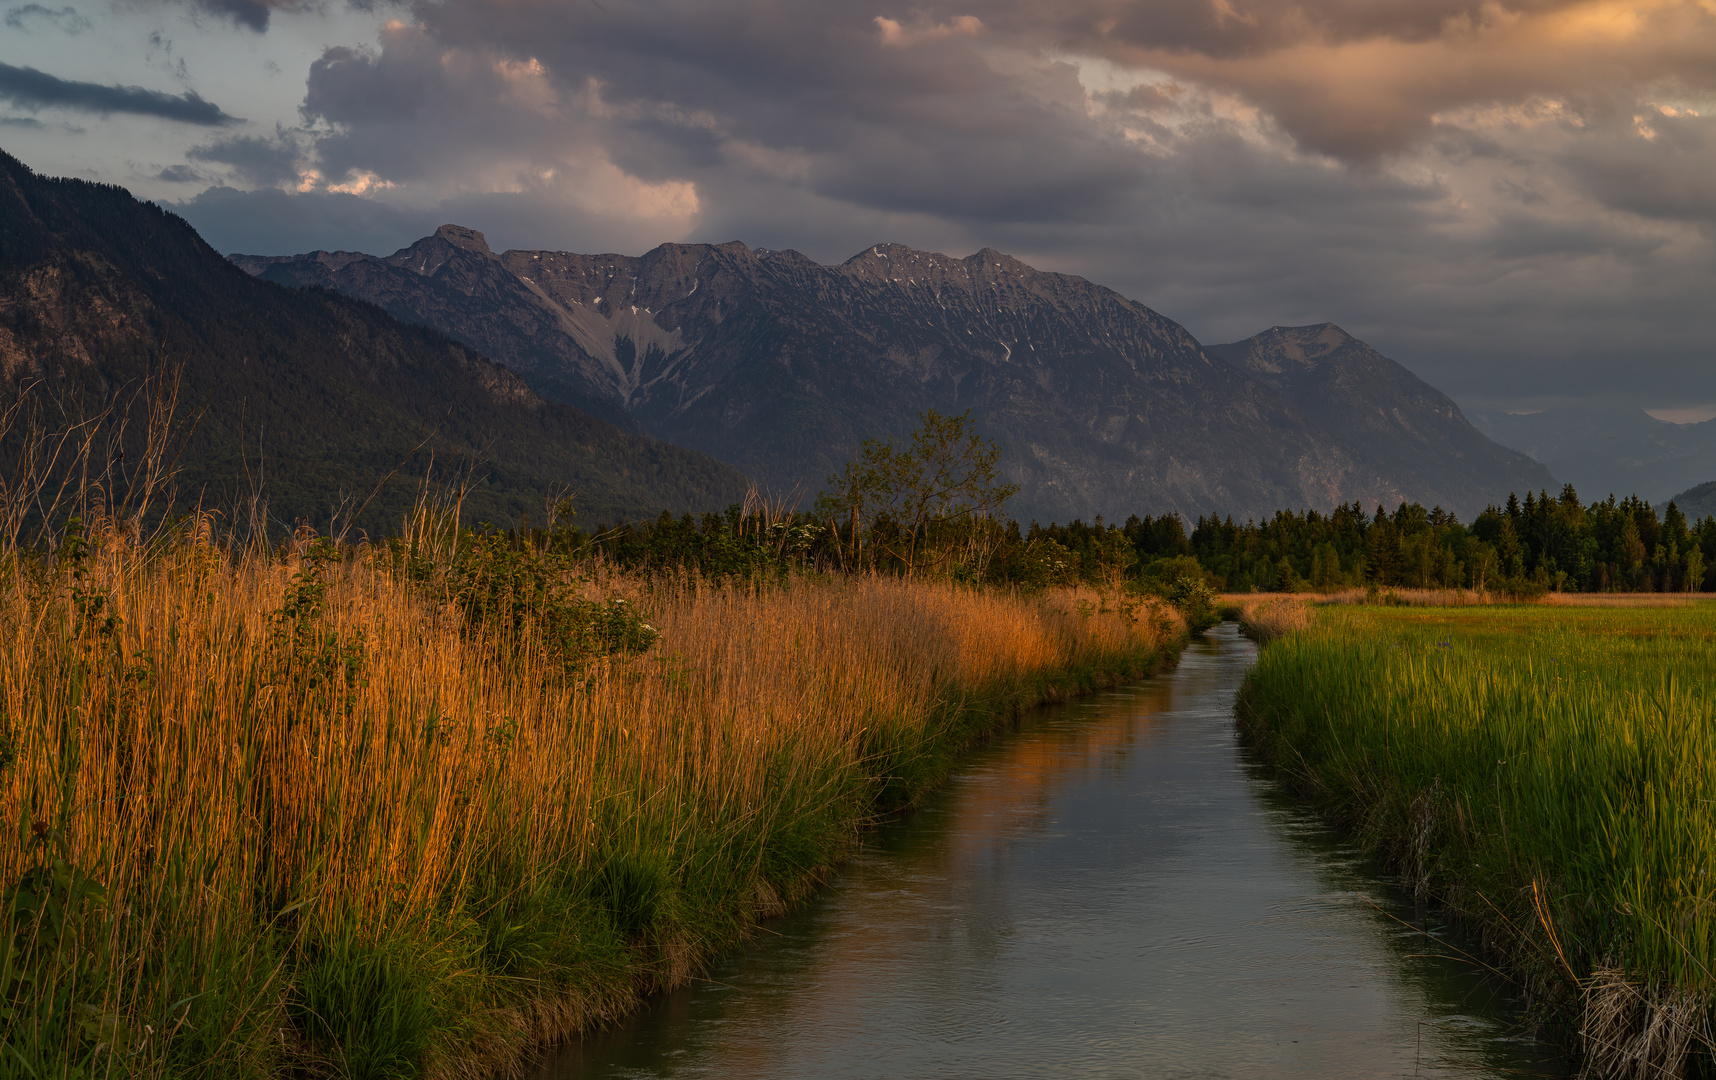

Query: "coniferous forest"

xmin=568 ymin=484 xmax=1712 ymax=597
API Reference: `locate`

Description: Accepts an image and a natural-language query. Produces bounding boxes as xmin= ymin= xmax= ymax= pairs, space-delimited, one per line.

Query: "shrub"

xmin=1166 ymin=576 xmax=1221 ymax=633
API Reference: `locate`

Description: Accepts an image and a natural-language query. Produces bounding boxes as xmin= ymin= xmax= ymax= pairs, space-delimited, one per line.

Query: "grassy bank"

xmin=1239 ymin=601 xmax=1716 ymax=1076
xmin=0 ymin=518 xmax=1184 ymax=1080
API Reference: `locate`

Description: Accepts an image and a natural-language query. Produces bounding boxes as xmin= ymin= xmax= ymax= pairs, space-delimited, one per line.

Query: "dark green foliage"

xmin=398 ymin=526 xmax=661 ymax=673
xmin=273 ymin=539 xmax=368 ymax=705
xmin=594 ymin=850 xmax=671 ymax=942
xmin=1179 ymin=487 xmax=1716 ymax=594
xmin=1165 ymin=577 xmax=1220 ymax=633
xmin=291 ymin=936 xmax=435 ymax=1080
xmin=759 ymin=812 xmax=834 ymax=891
xmin=814 ymin=408 xmax=1017 ymax=572
xmin=0 ymin=830 xmax=109 ymax=1076
xmin=549 ymin=487 xmax=1716 ymax=596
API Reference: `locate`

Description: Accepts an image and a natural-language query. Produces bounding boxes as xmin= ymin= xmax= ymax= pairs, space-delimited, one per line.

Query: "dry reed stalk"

xmin=1303 ymin=587 xmax=1493 ymax=606
xmin=0 ymin=533 xmax=1180 ymax=1078
xmin=1234 ymin=597 xmax=1313 ymax=644
xmin=1541 ymin=593 xmax=1702 ymax=608
xmin=1579 ymin=968 xmax=1713 ymax=1080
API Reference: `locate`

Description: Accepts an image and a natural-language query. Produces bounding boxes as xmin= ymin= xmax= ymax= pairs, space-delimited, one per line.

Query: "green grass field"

xmin=1240 ymin=601 xmax=1716 ymax=1073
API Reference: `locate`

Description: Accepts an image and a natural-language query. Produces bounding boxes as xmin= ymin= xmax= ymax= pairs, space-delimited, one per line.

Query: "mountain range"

xmin=1470 ymin=407 xmax=1716 ymax=508
xmin=0 ymin=150 xmax=749 ymax=536
xmin=235 ymin=228 xmax=1552 ymax=523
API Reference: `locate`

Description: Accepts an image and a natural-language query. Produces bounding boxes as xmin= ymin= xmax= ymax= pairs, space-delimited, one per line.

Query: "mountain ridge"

xmin=235 ymin=228 xmax=1556 ymax=522
xmin=0 ymin=152 xmax=752 ymax=534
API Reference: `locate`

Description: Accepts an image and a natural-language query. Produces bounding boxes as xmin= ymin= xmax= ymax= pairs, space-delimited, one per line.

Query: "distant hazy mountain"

xmin=236 ymin=228 xmax=1553 ymax=523
xmin=1671 ymin=481 xmax=1716 ymax=521
xmin=0 ymin=153 xmax=749 ymax=534
xmin=1470 ymin=408 xmax=1716 ymax=506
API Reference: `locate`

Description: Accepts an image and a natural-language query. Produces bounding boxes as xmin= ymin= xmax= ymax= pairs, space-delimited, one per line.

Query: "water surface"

xmin=542 ymin=623 xmax=1568 ymax=1079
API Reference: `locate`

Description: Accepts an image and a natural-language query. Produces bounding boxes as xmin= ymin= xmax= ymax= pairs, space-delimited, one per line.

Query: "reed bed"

xmin=1226 ymin=596 xmax=1314 ymax=644
xmin=1538 ymin=592 xmax=1703 ymax=608
xmin=0 ymin=522 xmax=1182 ymax=1080
xmin=1239 ymin=604 xmax=1716 ymax=1077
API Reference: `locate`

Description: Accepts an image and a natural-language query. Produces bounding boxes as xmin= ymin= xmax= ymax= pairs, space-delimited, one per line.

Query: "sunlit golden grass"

xmin=1228 ymin=596 xmax=1314 ymax=644
xmin=1537 ymin=591 xmax=1704 ymax=607
xmin=1240 ymin=603 xmax=1716 ymax=1076
xmin=0 ymin=521 xmax=1182 ymax=1079
xmin=1225 ymin=587 xmax=1710 ymax=608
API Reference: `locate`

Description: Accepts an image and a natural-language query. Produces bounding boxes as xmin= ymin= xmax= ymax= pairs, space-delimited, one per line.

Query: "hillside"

xmin=0 ymin=152 xmax=750 ymax=534
xmin=238 ymin=230 xmax=1552 ymax=523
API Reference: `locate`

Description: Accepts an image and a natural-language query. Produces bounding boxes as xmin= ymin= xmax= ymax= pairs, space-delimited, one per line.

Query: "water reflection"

xmin=542 ymin=624 xmax=1568 ymax=1079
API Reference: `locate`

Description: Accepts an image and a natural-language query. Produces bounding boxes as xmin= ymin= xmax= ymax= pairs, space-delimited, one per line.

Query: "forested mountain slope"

xmin=0 ymin=152 xmax=749 ymax=534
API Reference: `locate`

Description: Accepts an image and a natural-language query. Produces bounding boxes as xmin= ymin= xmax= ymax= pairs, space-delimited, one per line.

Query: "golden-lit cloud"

xmin=874 ymin=13 xmax=985 ymax=47
xmin=1033 ymin=0 xmax=1716 ymax=157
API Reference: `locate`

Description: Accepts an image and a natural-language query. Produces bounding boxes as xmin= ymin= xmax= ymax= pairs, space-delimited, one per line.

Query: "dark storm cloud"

xmin=290 ymin=2 xmax=1158 ymax=224
xmin=169 ymin=0 xmax=1716 ymax=414
xmin=181 ymin=185 xmax=432 ymax=255
xmin=1561 ymin=112 xmax=1716 ymax=224
xmin=146 ymin=0 xmax=397 ymax=31
xmin=0 ymin=62 xmax=238 ymax=124
xmin=182 ymin=0 xmax=318 ymax=32
xmin=3 ymin=4 xmax=91 ymax=33
xmin=201 ymin=0 xmax=279 ymax=31
xmin=189 ymin=129 xmax=305 ymax=186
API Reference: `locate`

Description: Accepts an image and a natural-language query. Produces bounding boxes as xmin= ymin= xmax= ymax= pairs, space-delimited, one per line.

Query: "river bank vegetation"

xmin=0 ymin=509 xmax=1183 ymax=1079
xmin=1240 ymin=601 xmax=1716 ymax=1076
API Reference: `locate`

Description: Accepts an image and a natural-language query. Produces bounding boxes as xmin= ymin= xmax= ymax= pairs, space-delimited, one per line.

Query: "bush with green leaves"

xmin=1166 ymin=576 xmax=1221 ymax=633
xmin=397 ymin=529 xmax=659 ymax=674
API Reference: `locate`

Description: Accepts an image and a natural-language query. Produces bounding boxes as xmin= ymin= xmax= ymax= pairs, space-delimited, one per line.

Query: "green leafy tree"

xmin=816 ymin=409 xmax=1019 ymax=574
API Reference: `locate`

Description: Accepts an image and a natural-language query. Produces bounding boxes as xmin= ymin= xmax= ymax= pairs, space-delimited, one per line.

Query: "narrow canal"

xmin=542 ymin=623 xmax=1569 ymax=1079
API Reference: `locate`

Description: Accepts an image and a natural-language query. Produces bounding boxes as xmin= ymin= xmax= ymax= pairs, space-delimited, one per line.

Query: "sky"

xmin=2 ymin=0 xmax=1714 ymax=419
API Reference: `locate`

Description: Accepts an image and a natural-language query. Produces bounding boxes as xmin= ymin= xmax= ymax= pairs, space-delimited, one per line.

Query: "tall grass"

xmin=0 ymin=516 xmax=1182 ymax=1079
xmin=1240 ymin=602 xmax=1716 ymax=1076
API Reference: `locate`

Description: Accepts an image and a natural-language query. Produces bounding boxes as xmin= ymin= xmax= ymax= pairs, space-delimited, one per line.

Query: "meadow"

xmin=0 ymin=515 xmax=1184 ymax=1080
xmin=1240 ymin=599 xmax=1716 ymax=1076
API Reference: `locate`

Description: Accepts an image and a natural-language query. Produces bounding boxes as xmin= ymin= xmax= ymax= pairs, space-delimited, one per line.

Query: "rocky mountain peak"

xmin=968 ymin=246 xmax=1025 ymax=269
xmin=839 ymin=242 xmax=926 ymax=276
xmin=754 ymin=248 xmax=819 ymax=269
xmin=1214 ymin=323 xmax=1360 ymax=375
xmin=383 ymin=224 xmax=504 ymax=288
xmin=236 ymin=229 xmax=1556 ymax=521
xmin=434 ymin=224 xmax=492 ymax=255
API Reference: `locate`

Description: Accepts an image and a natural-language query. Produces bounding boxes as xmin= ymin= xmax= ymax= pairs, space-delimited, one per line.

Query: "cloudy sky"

xmin=2 ymin=0 xmax=1714 ymax=418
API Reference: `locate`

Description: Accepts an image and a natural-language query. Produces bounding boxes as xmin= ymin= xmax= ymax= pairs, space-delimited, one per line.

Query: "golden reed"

xmin=0 ymin=519 xmax=1183 ymax=1078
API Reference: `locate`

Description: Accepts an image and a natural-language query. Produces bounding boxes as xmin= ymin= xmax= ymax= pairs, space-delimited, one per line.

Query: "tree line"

xmin=511 ymin=411 xmax=1716 ymax=596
